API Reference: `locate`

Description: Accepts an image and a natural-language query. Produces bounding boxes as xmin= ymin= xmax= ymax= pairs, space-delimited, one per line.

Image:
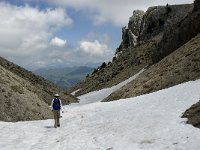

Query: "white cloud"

xmin=47 ymin=0 xmax=194 ymax=26
xmin=0 ymin=2 xmax=72 ymax=56
xmin=79 ymin=40 xmax=110 ymax=57
xmin=51 ymin=37 xmax=67 ymax=47
xmin=83 ymin=32 xmax=111 ymax=44
xmin=0 ymin=2 xmax=74 ymax=69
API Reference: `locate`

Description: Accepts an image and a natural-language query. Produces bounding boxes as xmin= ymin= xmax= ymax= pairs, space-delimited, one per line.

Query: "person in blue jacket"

xmin=51 ymin=94 xmax=62 ymax=128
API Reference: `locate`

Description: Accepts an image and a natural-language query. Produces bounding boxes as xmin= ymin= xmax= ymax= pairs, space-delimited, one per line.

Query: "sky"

xmin=0 ymin=0 xmax=194 ymax=70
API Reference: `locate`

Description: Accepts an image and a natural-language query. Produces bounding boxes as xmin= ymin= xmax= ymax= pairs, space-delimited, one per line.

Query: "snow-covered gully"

xmin=1 ymin=77 xmax=200 ymax=149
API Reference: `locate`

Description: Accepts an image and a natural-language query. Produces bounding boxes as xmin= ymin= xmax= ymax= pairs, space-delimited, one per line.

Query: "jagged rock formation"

xmin=119 ymin=26 xmax=138 ymax=49
xmin=139 ymin=4 xmax=193 ymax=42
xmin=129 ymin=10 xmax=145 ymax=36
xmin=119 ymin=10 xmax=144 ymax=49
xmin=152 ymin=4 xmax=200 ymax=63
xmin=0 ymin=57 xmax=78 ymax=122
xmin=194 ymin=0 xmax=200 ymax=11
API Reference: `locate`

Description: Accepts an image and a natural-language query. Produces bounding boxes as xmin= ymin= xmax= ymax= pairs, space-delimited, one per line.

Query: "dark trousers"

xmin=53 ymin=110 xmax=60 ymax=128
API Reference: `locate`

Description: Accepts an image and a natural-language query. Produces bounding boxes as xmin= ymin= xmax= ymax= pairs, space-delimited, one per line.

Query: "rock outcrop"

xmin=152 ymin=4 xmax=199 ymax=63
xmin=119 ymin=26 xmax=138 ymax=49
xmin=194 ymin=0 xmax=200 ymax=11
xmin=182 ymin=99 xmax=200 ymax=128
xmin=119 ymin=10 xmax=144 ymax=49
xmin=139 ymin=4 xmax=193 ymax=42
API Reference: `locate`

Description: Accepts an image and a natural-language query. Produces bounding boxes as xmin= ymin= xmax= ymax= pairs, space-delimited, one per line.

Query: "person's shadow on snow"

xmin=44 ymin=126 xmax=55 ymax=128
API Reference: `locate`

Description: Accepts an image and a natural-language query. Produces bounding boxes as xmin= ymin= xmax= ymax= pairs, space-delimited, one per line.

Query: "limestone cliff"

xmin=139 ymin=4 xmax=193 ymax=42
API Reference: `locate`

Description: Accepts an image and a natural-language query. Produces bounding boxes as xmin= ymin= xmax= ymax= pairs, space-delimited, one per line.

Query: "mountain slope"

xmin=0 ymin=65 xmax=52 ymax=121
xmin=69 ymin=40 xmax=156 ymax=96
xmin=68 ymin=3 xmax=194 ymax=97
xmin=103 ymin=1 xmax=200 ymax=101
xmin=0 ymin=57 xmax=78 ymax=122
xmin=104 ymin=33 xmax=200 ymax=101
xmin=0 ymin=57 xmax=78 ymax=105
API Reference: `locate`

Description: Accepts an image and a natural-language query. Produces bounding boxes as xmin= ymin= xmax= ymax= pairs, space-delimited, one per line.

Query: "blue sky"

xmin=0 ymin=0 xmax=194 ymax=70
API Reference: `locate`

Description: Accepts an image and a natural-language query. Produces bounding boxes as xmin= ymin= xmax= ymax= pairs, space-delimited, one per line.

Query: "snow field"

xmin=1 ymin=72 xmax=200 ymax=149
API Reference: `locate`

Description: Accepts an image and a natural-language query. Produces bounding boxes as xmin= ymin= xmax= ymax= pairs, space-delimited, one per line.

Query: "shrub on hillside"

xmin=99 ymin=62 xmax=106 ymax=70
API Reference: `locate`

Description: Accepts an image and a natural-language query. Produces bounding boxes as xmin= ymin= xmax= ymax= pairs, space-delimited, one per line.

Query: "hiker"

xmin=51 ymin=94 xmax=62 ymax=128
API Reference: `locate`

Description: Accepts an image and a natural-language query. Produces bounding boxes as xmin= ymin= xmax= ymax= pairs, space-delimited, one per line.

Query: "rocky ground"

xmin=183 ymin=99 xmax=200 ymax=128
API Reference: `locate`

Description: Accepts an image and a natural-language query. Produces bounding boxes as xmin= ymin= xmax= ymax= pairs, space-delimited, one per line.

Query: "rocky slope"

xmin=0 ymin=65 xmax=52 ymax=121
xmin=183 ymin=98 xmax=200 ymax=128
xmin=0 ymin=57 xmax=78 ymax=105
xmin=0 ymin=57 xmax=78 ymax=122
xmin=104 ymin=33 xmax=200 ymax=101
xmin=104 ymin=0 xmax=200 ymax=101
xmin=68 ymin=40 xmax=156 ymax=96
xmin=69 ymin=3 xmax=194 ymax=97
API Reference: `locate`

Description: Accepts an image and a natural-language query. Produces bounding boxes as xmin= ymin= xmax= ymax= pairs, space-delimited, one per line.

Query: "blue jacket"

xmin=51 ymin=98 xmax=62 ymax=110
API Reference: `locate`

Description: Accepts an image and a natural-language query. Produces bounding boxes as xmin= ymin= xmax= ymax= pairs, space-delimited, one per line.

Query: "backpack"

xmin=52 ymin=98 xmax=61 ymax=110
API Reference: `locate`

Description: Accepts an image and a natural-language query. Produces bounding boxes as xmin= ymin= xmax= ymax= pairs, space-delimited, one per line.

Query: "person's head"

xmin=54 ymin=93 xmax=60 ymax=97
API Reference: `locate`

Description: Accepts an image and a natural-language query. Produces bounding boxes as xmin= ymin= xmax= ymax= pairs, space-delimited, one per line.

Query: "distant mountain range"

xmin=34 ymin=66 xmax=94 ymax=88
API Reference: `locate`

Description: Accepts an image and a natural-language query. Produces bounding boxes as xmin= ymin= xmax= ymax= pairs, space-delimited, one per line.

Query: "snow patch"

xmin=71 ymin=89 xmax=80 ymax=95
xmin=78 ymin=68 xmax=144 ymax=104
